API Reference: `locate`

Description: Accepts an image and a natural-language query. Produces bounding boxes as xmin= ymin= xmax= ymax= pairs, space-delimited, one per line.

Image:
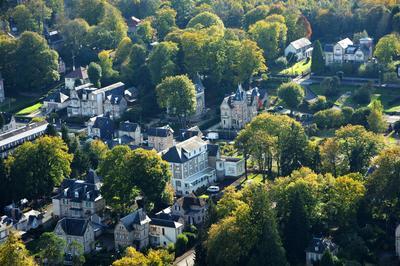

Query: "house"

xmin=149 ymin=216 xmax=184 ymax=248
xmin=45 ymin=30 xmax=63 ymax=50
xmin=0 ymin=120 xmax=49 ymax=158
xmin=54 ymin=217 xmax=95 ymax=254
xmin=193 ymin=74 xmax=206 ymax=118
xmin=42 ymin=89 xmax=70 ymax=113
xmin=220 ymin=85 xmax=259 ymax=130
xmin=216 ymin=157 xmax=245 ymax=179
xmin=114 ymin=209 xmax=151 ymax=251
xmin=177 ymin=126 xmax=203 ymax=142
xmin=171 ymin=193 xmax=208 ymax=225
xmin=0 ymin=73 xmax=5 ymax=102
xmin=284 ymin=37 xmax=313 ymax=61
xmin=147 ymin=125 xmax=174 ymax=152
xmin=127 ymin=16 xmax=141 ymax=33
xmin=324 ymin=37 xmax=373 ymax=65
xmin=118 ymin=121 xmax=142 ymax=146
xmin=0 ymin=206 xmax=43 ymax=238
xmin=0 ymin=217 xmax=13 ymax=243
xmin=68 ymin=82 xmax=127 ymax=119
xmin=162 ymin=136 xmax=217 ymax=195
xmin=305 ymin=237 xmax=338 ymax=266
xmin=65 ymin=67 xmax=89 ymax=90
xmin=52 ymin=170 xmax=105 ymax=219
xmin=0 ymin=112 xmax=16 ymax=133
xmin=87 ymin=115 xmax=115 ymax=141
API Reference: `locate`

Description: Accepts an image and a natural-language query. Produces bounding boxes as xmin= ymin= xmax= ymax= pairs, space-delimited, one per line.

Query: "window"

xmin=162 ymin=228 xmax=165 ymax=235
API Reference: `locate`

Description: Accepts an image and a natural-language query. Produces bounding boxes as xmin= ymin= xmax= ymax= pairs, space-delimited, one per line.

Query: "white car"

xmin=207 ymin=186 xmax=220 ymax=193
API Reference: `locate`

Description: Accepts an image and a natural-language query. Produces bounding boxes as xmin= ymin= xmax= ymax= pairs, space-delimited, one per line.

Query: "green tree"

xmin=156 ymin=75 xmax=196 ymax=127
xmin=113 ymin=246 xmax=174 ymax=266
xmin=45 ymin=123 xmax=57 ymax=136
xmin=7 ymin=136 xmax=73 ymax=199
xmin=148 ymin=41 xmax=179 ymax=85
xmin=154 ymin=7 xmax=177 ymax=40
xmin=82 ymin=139 xmax=108 ymax=170
xmin=237 ymin=39 xmax=267 ymax=84
xmin=68 ymin=240 xmax=85 ymax=266
xmin=122 ymin=43 xmax=147 ymax=86
xmin=15 ymin=32 xmax=59 ymax=92
xmin=243 ymin=5 xmax=269 ymax=30
xmin=36 ymin=232 xmax=66 ymax=265
xmin=12 ymin=5 xmax=37 ymax=32
xmin=88 ymin=62 xmax=102 ymax=88
xmin=187 ymin=11 xmax=225 ymax=29
xmin=61 ymin=18 xmax=90 ymax=64
xmin=171 ymin=0 xmax=195 ymax=27
xmin=277 ymin=82 xmax=304 ymax=113
xmin=98 ymin=50 xmax=118 ymax=84
xmin=320 ymin=250 xmax=340 ymax=266
xmin=77 ymin=0 xmax=106 ymax=25
xmin=0 ymin=232 xmax=37 ymax=266
xmin=367 ymin=99 xmax=386 ymax=133
xmin=311 ymin=40 xmax=325 ymax=74
xmin=175 ymin=234 xmax=189 ymax=256
xmin=374 ymin=34 xmax=400 ymax=65
xmin=113 ymin=37 xmax=132 ymax=69
xmin=136 ymin=19 xmax=156 ymax=45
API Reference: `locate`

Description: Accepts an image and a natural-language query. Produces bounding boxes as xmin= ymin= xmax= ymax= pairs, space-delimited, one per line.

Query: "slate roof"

xmin=289 ymin=37 xmax=312 ymax=50
xmin=65 ymin=67 xmax=88 ymax=80
xmin=305 ymin=237 xmax=337 ymax=254
xmin=178 ymin=126 xmax=202 ymax=141
xmin=150 ymin=217 xmax=182 ymax=228
xmin=345 ymin=45 xmax=358 ymax=54
xmin=119 ymin=121 xmax=139 ymax=132
xmin=147 ymin=125 xmax=173 ymax=137
xmin=58 ymin=217 xmax=89 ymax=236
xmin=106 ymin=94 xmax=124 ymax=105
xmin=120 ymin=209 xmax=150 ymax=232
xmin=93 ymin=116 xmax=114 ymax=140
xmin=176 ymin=193 xmax=207 ymax=212
xmin=54 ymin=172 xmax=102 ymax=202
xmin=162 ymin=136 xmax=206 ymax=164
xmin=324 ymin=44 xmax=334 ymax=53
xmin=44 ymin=91 xmax=69 ymax=103
xmin=207 ymin=144 xmax=219 ymax=157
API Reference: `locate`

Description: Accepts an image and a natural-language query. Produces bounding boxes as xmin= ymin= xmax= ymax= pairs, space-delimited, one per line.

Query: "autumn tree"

xmin=367 ymin=99 xmax=386 ymax=133
xmin=156 ymin=75 xmax=196 ymax=127
xmin=113 ymin=247 xmax=174 ymax=266
xmin=0 ymin=232 xmax=37 ymax=266
xmin=374 ymin=34 xmax=400 ymax=65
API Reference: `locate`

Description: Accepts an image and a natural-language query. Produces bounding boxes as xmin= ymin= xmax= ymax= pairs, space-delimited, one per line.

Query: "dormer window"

xmin=74 ymin=191 xmax=79 ymax=198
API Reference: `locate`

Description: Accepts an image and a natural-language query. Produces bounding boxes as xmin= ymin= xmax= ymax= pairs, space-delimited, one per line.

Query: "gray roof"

xmin=289 ymin=38 xmax=312 ymax=50
xmin=207 ymin=144 xmax=219 ymax=157
xmin=147 ymin=125 xmax=173 ymax=137
xmin=119 ymin=121 xmax=139 ymax=132
xmin=93 ymin=116 xmax=114 ymax=140
xmin=150 ymin=217 xmax=182 ymax=228
xmin=162 ymin=136 xmax=206 ymax=164
xmin=324 ymin=44 xmax=334 ymax=52
xmin=58 ymin=218 xmax=89 ymax=236
xmin=120 ymin=209 xmax=150 ymax=232
xmin=106 ymin=94 xmax=124 ymax=104
xmin=54 ymin=173 xmax=102 ymax=202
xmin=65 ymin=67 xmax=88 ymax=80
xmin=44 ymin=91 xmax=69 ymax=103
xmin=178 ymin=126 xmax=202 ymax=141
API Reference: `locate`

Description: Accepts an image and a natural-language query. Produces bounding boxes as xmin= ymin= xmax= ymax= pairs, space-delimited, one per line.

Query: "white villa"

xmin=284 ymin=37 xmax=313 ymax=61
xmin=324 ymin=37 xmax=373 ymax=65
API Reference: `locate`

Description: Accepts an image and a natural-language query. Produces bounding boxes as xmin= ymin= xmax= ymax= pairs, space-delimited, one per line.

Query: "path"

xmin=174 ymin=249 xmax=195 ymax=266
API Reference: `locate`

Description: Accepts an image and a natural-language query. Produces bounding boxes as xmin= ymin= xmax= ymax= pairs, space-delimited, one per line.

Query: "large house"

xmin=54 ymin=217 xmax=95 ymax=254
xmin=305 ymin=237 xmax=338 ymax=266
xmin=147 ymin=125 xmax=174 ymax=152
xmin=0 ymin=112 xmax=16 ymax=133
xmin=118 ymin=121 xmax=142 ymax=146
xmin=0 ymin=120 xmax=49 ymax=158
xmin=42 ymin=89 xmax=70 ymax=113
xmin=171 ymin=193 xmax=207 ymax=225
xmin=87 ymin=115 xmax=115 ymax=141
xmin=162 ymin=136 xmax=217 ymax=195
xmin=52 ymin=170 xmax=105 ymax=219
xmin=220 ymin=85 xmax=260 ymax=130
xmin=149 ymin=216 xmax=184 ymax=248
xmin=65 ymin=67 xmax=89 ymax=90
xmin=114 ymin=209 xmax=151 ymax=251
xmin=324 ymin=37 xmax=373 ymax=65
xmin=68 ymin=82 xmax=127 ymax=119
xmin=284 ymin=37 xmax=313 ymax=61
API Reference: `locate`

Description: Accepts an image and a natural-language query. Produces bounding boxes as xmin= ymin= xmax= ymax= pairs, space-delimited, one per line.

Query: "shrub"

xmin=342 ymin=106 xmax=354 ymax=124
xmin=352 ymin=83 xmax=372 ymax=104
xmin=351 ymin=107 xmax=370 ymax=127
xmin=314 ymin=108 xmax=344 ymax=129
xmin=275 ymin=56 xmax=288 ymax=68
xmin=175 ymin=234 xmax=189 ymax=256
xmin=311 ymin=95 xmax=329 ymax=112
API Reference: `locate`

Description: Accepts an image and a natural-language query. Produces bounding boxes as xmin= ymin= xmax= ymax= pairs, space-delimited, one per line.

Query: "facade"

xmin=54 ymin=217 xmax=95 ymax=254
xmin=284 ymin=38 xmax=313 ymax=61
xmin=114 ymin=209 xmax=151 ymax=251
xmin=0 ymin=113 xmax=16 ymax=133
xmin=305 ymin=237 xmax=338 ymax=266
xmin=147 ymin=125 xmax=174 ymax=152
xmin=87 ymin=115 xmax=115 ymax=141
xmin=0 ymin=121 xmax=49 ymax=158
xmin=68 ymin=82 xmax=127 ymax=119
xmin=149 ymin=217 xmax=183 ymax=248
xmin=0 ymin=74 xmax=5 ymax=102
xmin=162 ymin=136 xmax=217 ymax=195
xmin=42 ymin=89 xmax=70 ymax=113
xmin=216 ymin=157 xmax=245 ymax=178
xmin=324 ymin=37 xmax=373 ymax=65
xmin=193 ymin=75 xmax=206 ymax=118
xmin=65 ymin=67 xmax=89 ymax=90
xmin=118 ymin=121 xmax=142 ymax=146
xmin=220 ymin=85 xmax=259 ymax=130
xmin=171 ymin=194 xmax=207 ymax=225
xmin=52 ymin=171 xmax=105 ymax=219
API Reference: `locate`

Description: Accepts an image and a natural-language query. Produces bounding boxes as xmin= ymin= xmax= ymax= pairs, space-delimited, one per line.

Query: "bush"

xmin=321 ymin=76 xmax=340 ymax=97
xmin=275 ymin=56 xmax=288 ymax=68
xmin=342 ymin=62 xmax=355 ymax=75
xmin=175 ymin=234 xmax=189 ymax=256
xmin=351 ymin=107 xmax=370 ymax=127
xmin=305 ymin=123 xmax=318 ymax=136
xmin=342 ymin=106 xmax=354 ymax=124
xmin=352 ymin=83 xmax=372 ymax=104
xmin=183 ymin=232 xmax=197 ymax=247
xmin=358 ymin=63 xmax=379 ymax=78
xmin=314 ymin=108 xmax=344 ymax=129
xmin=310 ymin=95 xmax=329 ymax=112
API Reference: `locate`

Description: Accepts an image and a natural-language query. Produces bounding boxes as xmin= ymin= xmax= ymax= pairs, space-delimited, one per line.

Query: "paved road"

xmin=174 ymin=249 xmax=195 ymax=266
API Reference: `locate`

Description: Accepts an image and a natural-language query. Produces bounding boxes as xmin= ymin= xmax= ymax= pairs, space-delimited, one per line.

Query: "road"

xmin=174 ymin=249 xmax=195 ymax=266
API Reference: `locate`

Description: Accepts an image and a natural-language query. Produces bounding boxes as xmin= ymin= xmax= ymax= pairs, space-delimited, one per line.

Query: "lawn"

xmin=16 ymin=102 xmax=43 ymax=115
xmin=241 ymin=173 xmax=264 ymax=187
xmin=279 ymin=59 xmax=311 ymax=76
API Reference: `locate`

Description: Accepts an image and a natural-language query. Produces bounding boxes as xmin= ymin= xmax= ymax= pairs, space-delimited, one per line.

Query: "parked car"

xmin=207 ymin=186 xmax=220 ymax=193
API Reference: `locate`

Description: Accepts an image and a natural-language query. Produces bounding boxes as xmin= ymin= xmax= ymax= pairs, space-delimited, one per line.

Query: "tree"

xmin=243 ymin=5 xmax=270 ymax=30
xmin=113 ymin=37 xmax=132 ymax=69
xmin=320 ymin=250 xmax=340 ymax=266
xmin=99 ymin=146 xmax=171 ymax=213
xmin=122 ymin=44 xmax=147 ymax=86
xmin=373 ymin=34 xmax=400 ymax=65
xmin=311 ymin=40 xmax=325 ymax=74
xmin=187 ymin=11 xmax=225 ymax=29
xmin=88 ymin=62 xmax=102 ymax=88
xmin=175 ymin=234 xmax=189 ymax=256
xmin=154 ymin=7 xmax=177 ymax=40
xmin=77 ymin=0 xmax=106 ymax=25
xmin=68 ymin=240 xmax=85 ymax=266
xmin=367 ymin=99 xmax=386 ymax=133
xmin=148 ymin=41 xmax=179 ymax=85
xmin=171 ymin=0 xmax=195 ymax=27
xmin=82 ymin=139 xmax=108 ymax=170
xmin=98 ymin=50 xmax=118 ymax=84
xmin=15 ymin=32 xmax=59 ymax=92
xmin=7 ymin=136 xmax=73 ymax=200
xmin=249 ymin=20 xmax=287 ymax=61
xmin=113 ymin=247 xmax=174 ymax=266
xmin=0 ymin=232 xmax=37 ymax=266
xmin=283 ymin=190 xmax=310 ymax=265
xmin=12 ymin=5 xmax=37 ymax=32
xmin=393 ymin=13 xmax=400 ymax=32
xmin=61 ymin=19 xmax=90 ymax=65
xmin=136 ymin=19 xmax=156 ymax=45
xmin=237 ymin=39 xmax=267 ymax=84
xmin=320 ymin=138 xmax=343 ymax=177
xmin=45 ymin=123 xmax=57 ymax=136
xmin=277 ymin=82 xmax=304 ymax=113
xmin=36 ymin=232 xmax=66 ymax=265
xmin=353 ymin=83 xmax=372 ymax=104
xmin=156 ymin=75 xmax=196 ymax=127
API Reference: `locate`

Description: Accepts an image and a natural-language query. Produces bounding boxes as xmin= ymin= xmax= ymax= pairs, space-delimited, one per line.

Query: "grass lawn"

xmin=16 ymin=102 xmax=42 ymax=115
xmin=242 ymin=173 xmax=264 ymax=187
xmin=279 ymin=59 xmax=311 ymax=76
